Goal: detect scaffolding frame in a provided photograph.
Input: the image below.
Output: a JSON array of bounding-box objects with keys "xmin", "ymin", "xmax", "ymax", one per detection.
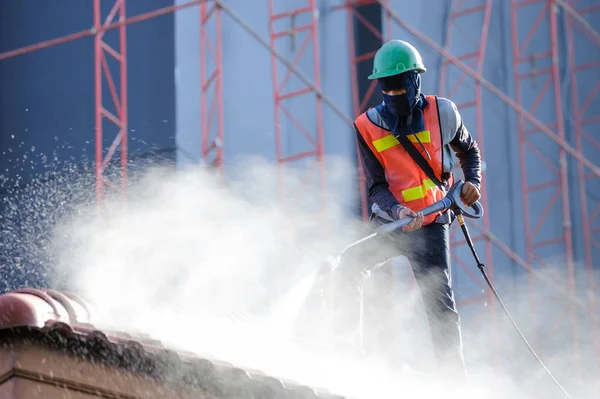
[
  {"xmin": 93, "ymin": 0, "xmax": 128, "ymax": 205},
  {"xmin": 200, "ymin": 2, "xmax": 224, "ymax": 171},
  {"xmin": 510, "ymin": 0, "xmax": 579, "ymax": 374},
  {"xmin": 267, "ymin": 0, "xmax": 327, "ymax": 223}
]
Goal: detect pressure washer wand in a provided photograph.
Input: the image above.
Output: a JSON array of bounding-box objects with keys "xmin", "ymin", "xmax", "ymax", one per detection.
[
  {"xmin": 325, "ymin": 197, "xmax": 457, "ymax": 275},
  {"xmin": 324, "ymin": 181, "xmax": 483, "ymax": 276},
  {"xmin": 455, "ymin": 211, "xmax": 574, "ymax": 399}
]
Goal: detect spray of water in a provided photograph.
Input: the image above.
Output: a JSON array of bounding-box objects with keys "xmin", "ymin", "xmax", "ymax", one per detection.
[{"xmin": 8, "ymin": 155, "xmax": 596, "ymax": 399}]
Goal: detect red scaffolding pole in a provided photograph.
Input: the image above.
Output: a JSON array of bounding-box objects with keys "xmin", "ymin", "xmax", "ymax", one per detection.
[
  {"xmin": 510, "ymin": 0, "xmax": 579, "ymax": 374},
  {"xmin": 200, "ymin": 2, "xmax": 224, "ymax": 171},
  {"xmin": 268, "ymin": 0, "xmax": 327, "ymax": 227},
  {"xmin": 439, "ymin": 0, "xmax": 497, "ymax": 347},
  {"xmin": 565, "ymin": 0, "xmax": 600, "ymax": 371},
  {"xmin": 94, "ymin": 0, "xmax": 128, "ymax": 206}
]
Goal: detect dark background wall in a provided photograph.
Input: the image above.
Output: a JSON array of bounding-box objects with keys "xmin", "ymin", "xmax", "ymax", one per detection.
[{"xmin": 0, "ymin": 0, "xmax": 176, "ymax": 291}]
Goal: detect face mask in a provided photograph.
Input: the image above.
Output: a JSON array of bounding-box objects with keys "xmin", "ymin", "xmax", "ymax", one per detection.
[
  {"xmin": 382, "ymin": 92, "xmax": 412, "ymax": 118},
  {"xmin": 379, "ymin": 72, "xmax": 421, "ymax": 118}
]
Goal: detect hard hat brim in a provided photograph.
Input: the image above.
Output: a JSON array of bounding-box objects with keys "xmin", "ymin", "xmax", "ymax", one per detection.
[{"xmin": 368, "ymin": 66, "xmax": 426, "ymax": 80}]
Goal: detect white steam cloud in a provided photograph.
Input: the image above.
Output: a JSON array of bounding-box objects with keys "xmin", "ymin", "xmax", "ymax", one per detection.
[{"xmin": 50, "ymin": 157, "xmax": 596, "ymax": 399}]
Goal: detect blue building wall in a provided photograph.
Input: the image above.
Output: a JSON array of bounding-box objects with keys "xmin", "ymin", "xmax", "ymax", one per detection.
[
  {"xmin": 175, "ymin": 2, "xmax": 354, "ymax": 165},
  {"xmin": 0, "ymin": 0, "xmax": 176, "ymax": 185},
  {"xmin": 175, "ymin": 0, "xmax": 358, "ymax": 225},
  {"xmin": 0, "ymin": 0, "xmax": 176, "ymax": 291}
]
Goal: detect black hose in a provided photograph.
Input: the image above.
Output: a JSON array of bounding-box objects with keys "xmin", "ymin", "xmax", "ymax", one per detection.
[{"xmin": 456, "ymin": 213, "xmax": 573, "ymax": 399}]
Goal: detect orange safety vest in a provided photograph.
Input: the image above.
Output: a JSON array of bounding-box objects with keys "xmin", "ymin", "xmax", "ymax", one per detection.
[{"xmin": 355, "ymin": 95, "xmax": 453, "ymax": 226}]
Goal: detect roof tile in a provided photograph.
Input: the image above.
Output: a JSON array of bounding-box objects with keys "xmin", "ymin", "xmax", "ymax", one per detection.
[{"xmin": 0, "ymin": 289, "xmax": 347, "ymax": 399}]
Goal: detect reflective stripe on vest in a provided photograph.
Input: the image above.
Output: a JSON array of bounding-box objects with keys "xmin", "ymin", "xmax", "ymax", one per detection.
[
  {"xmin": 401, "ymin": 178, "xmax": 437, "ymax": 202},
  {"xmin": 372, "ymin": 130, "xmax": 431, "ymax": 152},
  {"xmin": 355, "ymin": 96, "xmax": 450, "ymax": 225}
]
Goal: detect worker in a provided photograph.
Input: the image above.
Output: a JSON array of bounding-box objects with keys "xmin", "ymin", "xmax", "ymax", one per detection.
[{"xmin": 333, "ymin": 39, "xmax": 482, "ymax": 382}]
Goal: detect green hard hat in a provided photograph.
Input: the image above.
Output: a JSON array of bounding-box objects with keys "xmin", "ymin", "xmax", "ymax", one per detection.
[{"xmin": 368, "ymin": 40, "xmax": 426, "ymax": 80}]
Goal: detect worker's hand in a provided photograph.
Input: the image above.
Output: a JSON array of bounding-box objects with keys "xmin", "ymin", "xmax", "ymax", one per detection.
[
  {"xmin": 397, "ymin": 207, "xmax": 424, "ymax": 232},
  {"xmin": 461, "ymin": 181, "xmax": 481, "ymax": 207}
]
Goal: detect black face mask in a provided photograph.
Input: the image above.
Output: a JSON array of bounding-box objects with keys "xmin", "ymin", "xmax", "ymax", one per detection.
[
  {"xmin": 382, "ymin": 92, "xmax": 412, "ymax": 118},
  {"xmin": 379, "ymin": 72, "xmax": 421, "ymax": 118}
]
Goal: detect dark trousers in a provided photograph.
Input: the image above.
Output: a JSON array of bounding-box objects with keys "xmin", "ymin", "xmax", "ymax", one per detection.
[{"xmin": 332, "ymin": 217, "xmax": 466, "ymax": 380}]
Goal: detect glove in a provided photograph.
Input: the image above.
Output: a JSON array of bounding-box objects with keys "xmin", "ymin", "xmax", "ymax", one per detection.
[{"xmin": 390, "ymin": 204, "xmax": 424, "ymax": 232}]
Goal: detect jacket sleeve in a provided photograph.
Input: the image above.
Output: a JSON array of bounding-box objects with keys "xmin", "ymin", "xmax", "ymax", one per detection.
[
  {"xmin": 438, "ymin": 97, "xmax": 482, "ymax": 189},
  {"xmin": 355, "ymin": 125, "xmax": 402, "ymax": 218},
  {"xmin": 449, "ymin": 119, "xmax": 482, "ymax": 190}
]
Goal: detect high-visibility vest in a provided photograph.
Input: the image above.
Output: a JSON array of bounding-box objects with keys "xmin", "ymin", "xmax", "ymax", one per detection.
[{"xmin": 355, "ymin": 95, "xmax": 453, "ymax": 226}]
